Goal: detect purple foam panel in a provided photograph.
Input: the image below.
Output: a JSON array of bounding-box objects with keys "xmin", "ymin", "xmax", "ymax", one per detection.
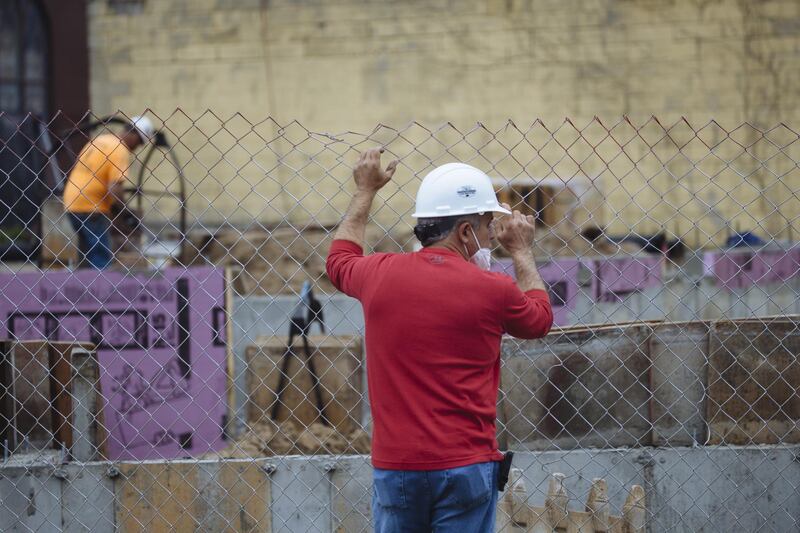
[
  {"xmin": 492, "ymin": 258, "xmax": 580, "ymax": 326},
  {"xmin": 0, "ymin": 267, "xmax": 229, "ymax": 460}
]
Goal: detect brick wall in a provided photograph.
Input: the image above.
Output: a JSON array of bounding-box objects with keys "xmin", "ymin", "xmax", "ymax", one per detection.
[{"xmin": 87, "ymin": 0, "xmax": 800, "ymax": 242}]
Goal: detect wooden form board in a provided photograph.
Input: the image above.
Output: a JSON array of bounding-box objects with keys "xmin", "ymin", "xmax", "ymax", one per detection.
[
  {"xmin": 1, "ymin": 340, "xmax": 53, "ymax": 451},
  {"xmin": 115, "ymin": 460, "xmax": 271, "ymax": 532},
  {"xmin": 501, "ymin": 325, "xmax": 652, "ymax": 450},
  {"xmin": 707, "ymin": 318, "xmax": 800, "ymax": 444},
  {"xmin": 0, "ymin": 340, "xmax": 98, "ymax": 455},
  {"xmin": 245, "ymin": 335, "xmax": 363, "ymax": 433},
  {"xmin": 502, "ymin": 316, "xmax": 800, "ymax": 449}
]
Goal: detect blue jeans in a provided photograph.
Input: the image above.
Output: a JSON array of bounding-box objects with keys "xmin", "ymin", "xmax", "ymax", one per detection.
[
  {"xmin": 68, "ymin": 212, "xmax": 113, "ymax": 269},
  {"xmin": 373, "ymin": 461, "xmax": 498, "ymax": 533}
]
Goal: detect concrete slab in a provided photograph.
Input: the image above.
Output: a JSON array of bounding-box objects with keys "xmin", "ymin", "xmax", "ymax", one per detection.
[
  {"xmin": 330, "ymin": 456, "xmax": 373, "ymax": 533},
  {"xmin": 61, "ymin": 463, "xmax": 116, "ymax": 532},
  {"xmin": 0, "ymin": 463, "xmax": 61, "ymax": 533},
  {"xmin": 649, "ymin": 321, "xmax": 709, "ymax": 446},
  {"xmin": 649, "ymin": 445, "xmax": 800, "ymax": 532},
  {"xmin": 707, "ymin": 319, "xmax": 800, "ymax": 445},
  {"xmin": 270, "ymin": 456, "xmax": 332, "ymax": 533}
]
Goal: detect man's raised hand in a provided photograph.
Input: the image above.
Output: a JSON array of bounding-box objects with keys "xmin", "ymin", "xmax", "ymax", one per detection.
[
  {"xmin": 495, "ymin": 207, "xmax": 536, "ymax": 255},
  {"xmin": 353, "ymin": 147, "xmax": 399, "ymax": 193}
]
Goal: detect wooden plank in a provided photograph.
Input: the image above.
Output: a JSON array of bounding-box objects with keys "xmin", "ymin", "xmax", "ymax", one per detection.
[
  {"xmin": 117, "ymin": 459, "xmax": 271, "ymax": 532},
  {"xmin": 48, "ymin": 342, "xmax": 74, "ymax": 452},
  {"xmin": 116, "ymin": 462, "xmax": 200, "ymax": 532},
  {"xmin": 225, "ymin": 266, "xmax": 236, "ymax": 440},
  {"xmin": 586, "ymin": 478, "xmax": 610, "ymax": 532},
  {"xmin": 0, "ymin": 340, "xmax": 12, "ymax": 450},
  {"xmin": 622, "ymin": 485, "xmax": 646, "ymax": 533},
  {"xmin": 707, "ymin": 318, "xmax": 800, "ymax": 444},
  {"xmin": 246, "ymin": 335, "xmax": 363, "ymax": 433},
  {"xmin": 215, "ymin": 460, "xmax": 271, "ymax": 531},
  {"xmin": 545, "ymin": 473, "xmax": 569, "ymax": 528},
  {"xmin": 11, "ymin": 341, "xmax": 53, "ymax": 452}
]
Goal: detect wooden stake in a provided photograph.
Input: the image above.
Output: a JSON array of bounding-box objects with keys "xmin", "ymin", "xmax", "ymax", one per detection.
[
  {"xmin": 622, "ymin": 484, "xmax": 646, "ymax": 533},
  {"xmin": 545, "ymin": 472, "xmax": 569, "ymax": 529},
  {"xmin": 586, "ymin": 477, "xmax": 610, "ymax": 532},
  {"xmin": 505, "ymin": 468, "xmax": 530, "ymax": 528}
]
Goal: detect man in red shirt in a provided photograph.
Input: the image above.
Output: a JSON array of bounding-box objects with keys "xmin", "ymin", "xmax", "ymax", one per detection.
[{"xmin": 326, "ymin": 148, "xmax": 553, "ymax": 532}]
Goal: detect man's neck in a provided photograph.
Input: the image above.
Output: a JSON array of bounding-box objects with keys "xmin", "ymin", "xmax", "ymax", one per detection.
[{"xmin": 425, "ymin": 240, "xmax": 468, "ymax": 260}]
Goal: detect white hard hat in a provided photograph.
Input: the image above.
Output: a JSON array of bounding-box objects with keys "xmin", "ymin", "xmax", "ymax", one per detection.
[
  {"xmin": 412, "ymin": 163, "xmax": 512, "ymax": 218},
  {"xmin": 130, "ymin": 115, "xmax": 155, "ymax": 142}
]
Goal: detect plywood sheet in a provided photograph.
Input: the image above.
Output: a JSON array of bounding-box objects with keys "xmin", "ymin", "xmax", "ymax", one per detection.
[
  {"xmin": 116, "ymin": 462, "xmax": 201, "ymax": 531},
  {"xmin": 117, "ymin": 459, "xmax": 272, "ymax": 532},
  {"xmin": 10, "ymin": 341, "xmax": 53, "ymax": 451},
  {"xmin": 707, "ymin": 319, "xmax": 800, "ymax": 444},
  {"xmin": 246, "ymin": 335, "xmax": 363, "ymax": 433},
  {"xmin": 193, "ymin": 460, "xmax": 272, "ymax": 532},
  {"xmin": 501, "ymin": 325, "xmax": 652, "ymax": 450}
]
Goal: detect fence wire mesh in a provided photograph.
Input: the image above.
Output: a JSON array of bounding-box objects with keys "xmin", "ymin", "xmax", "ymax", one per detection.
[{"xmin": 0, "ymin": 110, "xmax": 799, "ymax": 532}]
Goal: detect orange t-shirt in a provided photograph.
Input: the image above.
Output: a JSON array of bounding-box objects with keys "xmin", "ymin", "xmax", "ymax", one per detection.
[{"xmin": 63, "ymin": 134, "xmax": 132, "ymax": 214}]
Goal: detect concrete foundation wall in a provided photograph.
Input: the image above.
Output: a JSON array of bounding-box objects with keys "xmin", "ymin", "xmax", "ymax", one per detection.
[{"xmin": 2, "ymin": 446, "xmax": 797, "ymax": 532}]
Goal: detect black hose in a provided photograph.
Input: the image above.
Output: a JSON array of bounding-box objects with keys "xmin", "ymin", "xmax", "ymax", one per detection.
[
  {"xmin": 134, "ymin": 142, "xmax": 158, "ymax": 214},
  {"xmin": 59, "ymin": 115, "xmax": 134, "ymax": 139}
]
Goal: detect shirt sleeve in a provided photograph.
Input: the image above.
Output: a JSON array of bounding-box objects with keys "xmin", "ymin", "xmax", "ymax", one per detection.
[
  {"xmin": 502, "ymin": 282, "xmax": 554, "ymax": 339},
  {"xmin": 326, "ymin": 239, "xmax": 382, "ymax": 299}
]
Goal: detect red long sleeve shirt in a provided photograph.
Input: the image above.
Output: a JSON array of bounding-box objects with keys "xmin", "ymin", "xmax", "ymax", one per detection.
[{"xmin": 326, "ymin": 239, "xmax": 553, "ymax": 470}]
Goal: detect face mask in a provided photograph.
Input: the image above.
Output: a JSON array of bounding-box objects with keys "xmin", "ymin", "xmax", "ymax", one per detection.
[{"xmin": 465, "ymin": 226, "xmax": 492, "ymax": 271}]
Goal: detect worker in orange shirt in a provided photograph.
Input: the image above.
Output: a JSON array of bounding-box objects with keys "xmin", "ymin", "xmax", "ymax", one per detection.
[{"xmin": 63, "ymin": 116, "xmax": 154, "ymax": 268}]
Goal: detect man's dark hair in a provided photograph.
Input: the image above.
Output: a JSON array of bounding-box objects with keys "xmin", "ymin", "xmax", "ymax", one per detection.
[{"xmin": 413, "ymin": 214, "xmax": 481, "ymax": 247}]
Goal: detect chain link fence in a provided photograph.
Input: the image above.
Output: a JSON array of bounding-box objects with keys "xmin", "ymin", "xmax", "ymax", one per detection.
[{"xmin": 1, "ymin": 111, "xmax": 799, "ymax": 531}]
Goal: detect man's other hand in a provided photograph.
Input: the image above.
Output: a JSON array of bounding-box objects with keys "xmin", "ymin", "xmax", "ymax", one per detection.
[
  {"xmin": 353, "ymin": 147, "xmax": 399, "ymax": 193},
  {"xmin": 495, "ymin": 207, "xmax": 536, "ymax": 255}
]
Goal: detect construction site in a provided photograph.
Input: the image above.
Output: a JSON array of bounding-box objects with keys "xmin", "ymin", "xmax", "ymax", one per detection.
[{"xmin": 1, "ymin": 0, "xmax": 800, "ymax": 532}]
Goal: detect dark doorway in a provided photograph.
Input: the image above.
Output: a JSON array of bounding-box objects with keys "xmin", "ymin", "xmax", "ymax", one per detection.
[{"xmin": 0, "ymin": 0, "xmax": 50, "ymax": 117}]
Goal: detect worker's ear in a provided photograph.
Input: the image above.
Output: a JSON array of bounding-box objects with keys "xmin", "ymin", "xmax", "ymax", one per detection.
[{"xmin": 456, "ymin": 220, "xmax": 472, "ymax": 247}]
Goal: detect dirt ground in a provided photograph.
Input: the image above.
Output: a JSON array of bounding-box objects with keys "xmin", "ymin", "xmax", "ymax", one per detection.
[
  {"xmin": 184, "ymin": 225, "xmax": 412, "ymax": 295},
  {"xmin": 207, "ymin": 419, "xmax": 371, "ymax": 459}
]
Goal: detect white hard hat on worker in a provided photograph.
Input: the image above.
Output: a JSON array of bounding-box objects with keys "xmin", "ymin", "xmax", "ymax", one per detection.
[
  {"xmin": 130, "ymin": 115, "xmax": 155, "ymax": 143},
  {"xmin": 412, "ymin": 163, "xmax": 511, "ymax": 218}
]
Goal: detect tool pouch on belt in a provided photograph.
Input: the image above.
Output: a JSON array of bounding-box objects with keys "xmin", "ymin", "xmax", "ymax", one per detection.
[{"xmin": 497, "ymin": 451, "xmax": 514, "ymax": 491}]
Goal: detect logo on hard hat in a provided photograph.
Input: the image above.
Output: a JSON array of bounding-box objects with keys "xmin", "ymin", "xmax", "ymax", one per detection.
[{"xmin": 457, "ymin": 186, "xmax": 477, "ymax": 198}]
